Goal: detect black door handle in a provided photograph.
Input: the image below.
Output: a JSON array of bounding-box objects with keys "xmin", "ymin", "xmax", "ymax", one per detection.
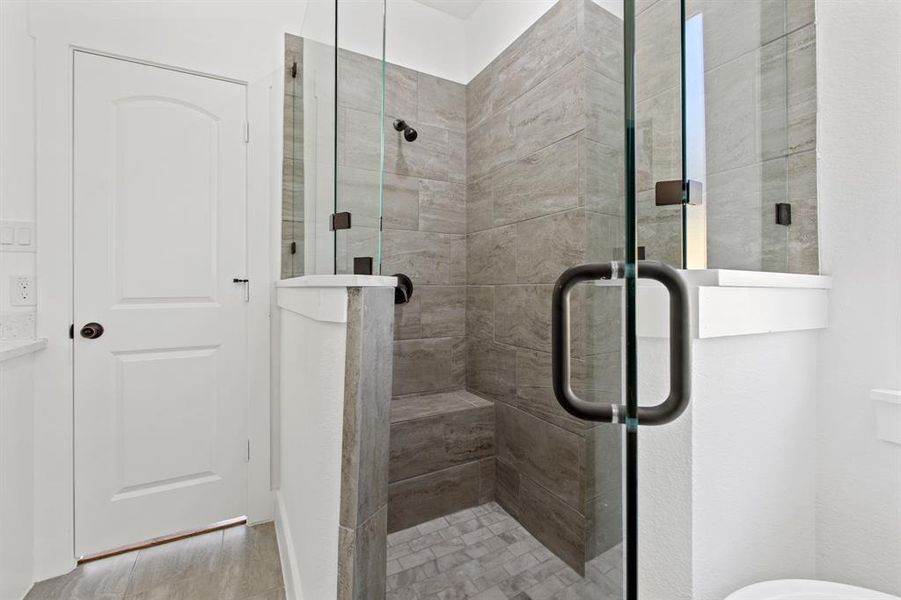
[
  {"xmin": 80, "ymin": 322, "xmax": 104, "ymax": 339},
  {"xmin": 551, "ymin": 260, "xmax": 691, "ymax": 426}
]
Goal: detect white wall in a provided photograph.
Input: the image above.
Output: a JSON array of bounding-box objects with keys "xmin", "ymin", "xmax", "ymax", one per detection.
[
  {"xmin": 0, "ymin": 0, "xmax": 37, "ymax": 339},
  {"xmin": 301, "ymin": 0, "xmax": 467, "ymax": 82},
  {"xmin": 303, "ymin": 0, "xmax": 623, "ymax": 84},
  {"xmin": 639, "ymin": 329, "xmax": 819, "ymax": 600},
  {"xmin": 815, "ymin": 0, "xmax": 901, "ymax": 594},
  {"xmin": 0, "ymin": 354, "xmax": 36, "ymax": 600},
  {"xmin": 465, "ymin": 0, "xmax": 555, "ymax": 79},
  {"xmin": 275, "ymin": 288, "xmax": 347, "ymax": 600},
  {"xmin": 28, "ymin": 0, "xmax": 300, "ymax": 580}
]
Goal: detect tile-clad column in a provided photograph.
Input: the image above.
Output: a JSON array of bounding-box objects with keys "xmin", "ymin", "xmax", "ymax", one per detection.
[{"xmin": 336, "ymin": 287, "xmax": 395, "ymax": 599}]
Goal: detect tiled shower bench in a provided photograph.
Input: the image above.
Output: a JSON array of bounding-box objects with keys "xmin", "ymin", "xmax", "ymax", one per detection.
[{"xmin": 387, "ymin": 390, "xmax": 496, "ymax": 532}]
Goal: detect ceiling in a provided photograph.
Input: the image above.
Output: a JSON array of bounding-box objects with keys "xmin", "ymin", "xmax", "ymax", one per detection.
[{"xmin": 413, "ymin": 0, "xmax": 484, "ymax": 20}]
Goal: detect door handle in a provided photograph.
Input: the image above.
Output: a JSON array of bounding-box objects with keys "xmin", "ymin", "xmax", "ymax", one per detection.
[
  {"xmin": 80, "ymin": 322, "xmax": 105, "ymax": 339},
  {"xmin": 551, "ymin": 260, "xmax": 691, "ymax": 426}
]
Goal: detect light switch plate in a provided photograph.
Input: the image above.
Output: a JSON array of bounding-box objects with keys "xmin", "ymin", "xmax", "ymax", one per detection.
[{"xmin": 0, "ymin": 221, "xmax": 35, "ymax": 252}]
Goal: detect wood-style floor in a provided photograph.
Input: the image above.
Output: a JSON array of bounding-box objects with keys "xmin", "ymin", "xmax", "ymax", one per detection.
[{"xmin": 24, "ymin": 523, "xmax": 284, "ymax": 600}]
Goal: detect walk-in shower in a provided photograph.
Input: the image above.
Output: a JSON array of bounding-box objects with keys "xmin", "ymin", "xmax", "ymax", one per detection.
[{"xmin": 278, "ymin": 1, "xmax": 896, "ymax": 599}]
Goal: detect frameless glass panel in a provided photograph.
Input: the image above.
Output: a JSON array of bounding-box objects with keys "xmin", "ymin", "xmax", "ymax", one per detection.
[
  {"xmin": 686, "ymin": 0, "xmax": 818, "ymax": 274},
  {"xmin": 634, "ymin": 0, "xmax": 684, "ymax": 269},
  {"xmin": 637, "ymin": 1, "xmax": 820, "ymax": 599},
  {"xmin": 335, "ymin": 0, "xmax": 386, "ymax": 274},
  {"xmin": 279, "ymin": 0, "xmax": 339, "ymax": 276},
  {"xmin": 282, "ymin": 34, "xmax": 305, "ymax": 279}
]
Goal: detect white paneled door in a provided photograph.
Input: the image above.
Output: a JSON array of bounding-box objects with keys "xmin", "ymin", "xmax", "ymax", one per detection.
[{"xmin": 73, "ymin": 51, "xmax": 249, "ymax": 557}]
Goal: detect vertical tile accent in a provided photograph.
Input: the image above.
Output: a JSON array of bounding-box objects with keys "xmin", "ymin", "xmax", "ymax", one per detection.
[
  {"xmin": 281, "ymin": 34, "xmax": 304, "ymax": 279},
  {"xmin": 337, "ymin": 287, "xmax": 395, "ymax": 600}
]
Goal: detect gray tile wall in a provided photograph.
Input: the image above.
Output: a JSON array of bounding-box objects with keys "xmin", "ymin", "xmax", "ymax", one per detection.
[
  {"xmin": 636, "ymin": 0, "xmax": 818, "ymax": 273},
  {"xmin": 387, "ymin": 391, "xmax": 496, "ymax": 533},
  {"xmin": 338, "ymin": 287, "xmax": 395, "ymax": 600},
  {"xmin": 465, "ymin": 0, "xmax": 624, "ymax": 574},
  {"xmin": 335, "ymin": 49, "xmax": 469, "ymax": 398},
  {"xmin": 282, "ymin": 34, "xmax": 304, "ymax": 279}
]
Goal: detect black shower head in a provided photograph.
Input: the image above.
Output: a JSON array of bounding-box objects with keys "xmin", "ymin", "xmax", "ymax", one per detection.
[{"xmin": 393, "ymin": 119, "xmax": 418, "ymax": 142}]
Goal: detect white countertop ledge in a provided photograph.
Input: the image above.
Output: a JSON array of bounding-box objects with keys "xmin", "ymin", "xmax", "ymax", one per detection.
[
  {"xmin": 633, "ymin": 269, "xmax": 832, "ymax": 289},
  {"xmin": 277, "ymin": 275, "xmax": 398, "ymax": 288},
  {"xmin": 0, "ymin": 338, "xmax": 48, "ymax": 363},
  {"xmin": 872, "ymin": 389, "xmax": 901, "ymax": 405},
  {"xmin": 681, "ymin": 269, "xmax": 831, "ymax": 289},
  {"xmin": 637, "ymin": 269, "xmax": 831, "ymax": 339}
]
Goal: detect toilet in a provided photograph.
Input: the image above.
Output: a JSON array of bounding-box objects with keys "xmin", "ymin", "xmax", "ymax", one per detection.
[{"xmin": 727, "ymin": 580, "xmax": 900, "ymax": 600}]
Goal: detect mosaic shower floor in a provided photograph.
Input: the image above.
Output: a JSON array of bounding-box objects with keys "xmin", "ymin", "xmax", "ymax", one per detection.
[{"xmin": 387, "ymin": 502, "xmax": 623, "ymax": 600}]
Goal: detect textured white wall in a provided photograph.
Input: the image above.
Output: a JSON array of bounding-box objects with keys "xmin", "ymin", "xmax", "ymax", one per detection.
[
  {"xmin": 276, "ymin": 294, "xmax": 346, "ymax": 600},
  {"xmin": 308, "ymin": 0, "xmax": 623, "ymax": 83},
  {"xmin": 639, "ymin": 329, "xmax": 819, "ymax": 600},
  {"xmin": 0, "ymin": 0, "xmax": 36, "ymax": 333},
  {"xmin": 815, "ymin": 0, "xmax": 901, "ymax": 594},
  {"xmin": 691, "ymin": 332, "xmax": 818, "ymax": 599},
  {"xmin": 0, "ymin": 354, "xmax": 35, "ymax": 600},
  {"xmin": 301, "ymin": 0, "xmax": 467, "ymax": 82}
]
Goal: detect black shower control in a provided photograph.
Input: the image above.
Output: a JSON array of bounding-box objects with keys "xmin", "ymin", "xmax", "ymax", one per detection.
[
  {"xmin": 354, "ymin": 257, "xmax": 373, "ymax": 275},
  {"xmin": 775, "ymin": 203, "xmax": 792, "ymax": 226}
]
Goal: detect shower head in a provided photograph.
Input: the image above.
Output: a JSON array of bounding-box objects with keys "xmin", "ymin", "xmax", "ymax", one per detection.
[{"xmin": 393, "ymin": 119, "xmax": 418, "ymax": 142}]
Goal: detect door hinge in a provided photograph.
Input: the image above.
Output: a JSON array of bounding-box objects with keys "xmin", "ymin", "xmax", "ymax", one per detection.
[
  {"xmin": 243, "ymin": 122, "xmax": 250, "ymax": 144},
  {"xmin": 290, "ymin": 241, "xmax": 297, "ymax": 255},
  {"xmin": 329, "ymin": 211, "xmax": 352, "ymax": 231},
  {"xmin": 69, "ymin": 324, "xmax": 74, "ymax": 339},
  {"xmin": 291, "ymin": 61, "xmax": 297, "ymax": 78},
  {"xmin": 246, "ymin": 439, "xmax": 251, "ymax": 462}
]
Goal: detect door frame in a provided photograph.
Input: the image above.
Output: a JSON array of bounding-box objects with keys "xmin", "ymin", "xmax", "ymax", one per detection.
[{"xmin": 34, "ymin": 38, "xmax": 277, "ymax": 578}]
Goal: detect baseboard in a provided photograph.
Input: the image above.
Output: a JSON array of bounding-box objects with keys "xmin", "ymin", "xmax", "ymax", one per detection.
[{"xmin": 274, "ymin": 490, "xmax": 302, "ymax": 600}]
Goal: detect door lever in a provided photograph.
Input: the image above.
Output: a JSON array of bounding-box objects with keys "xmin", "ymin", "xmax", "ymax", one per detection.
[{"xmin": 233, "ymin": 278, "xmax": 249, "ymax": 302}]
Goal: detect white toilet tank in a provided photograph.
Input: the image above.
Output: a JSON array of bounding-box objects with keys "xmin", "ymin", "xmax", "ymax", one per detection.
[{"xmin": 727, "ymin": 580, "xmax": 900, "ymax": 600}]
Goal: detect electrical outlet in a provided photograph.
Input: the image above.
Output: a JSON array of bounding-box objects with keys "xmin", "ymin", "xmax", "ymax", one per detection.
[{"xmin": 10, "ymin": 276, "xmax": 36, "ymax": 307}]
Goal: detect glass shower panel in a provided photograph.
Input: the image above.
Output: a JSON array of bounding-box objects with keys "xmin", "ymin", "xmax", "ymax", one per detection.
[
  {"xmin": 374, "ymin": 0, "xmax": 632, "ymax": 597},
  {"xmin": 635, "ymin": 0, "xmax": 685, "ymax": 268},
  {"xmin": 282, "ymin": 34, "xmax": 305, "ymax": 279},
  {"xmin": 277, "ymin": 0, "xmax": 339, "ymax": 276},
  {"xmin": 583, "ymin": 0, "xmax": 628, "ymax": 596},
  {"xmin": 335, "ymin": 0, "xmax": 386, "ymax": 274},
  {"xmin": 687, "ymin": 0, "xmax": 818, "ymax": 273},
  {"xmin": 636, "ymin": 1, "xmax": 820, "ymax": 598}
]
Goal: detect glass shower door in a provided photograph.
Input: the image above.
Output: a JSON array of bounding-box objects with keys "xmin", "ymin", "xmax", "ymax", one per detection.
[{"xmin": 553, "ymin": 1, "xmax": 692, "ymax": 599}]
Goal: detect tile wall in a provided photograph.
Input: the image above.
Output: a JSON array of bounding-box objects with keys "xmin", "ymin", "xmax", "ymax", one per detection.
[
  {"xmin": 335, "ymin": 48, "xmax": 469, "ymax": 398},
  {"xmin": 282, "ymin": 34, "xmax": 304, "ymax": 279},
  {"xmin": 636, "ymin": 0, "xmax": 818, "ymax": 272},
  {"xmin": 464, "ymin": 0, "xmax": 625, "ymax": 573}
]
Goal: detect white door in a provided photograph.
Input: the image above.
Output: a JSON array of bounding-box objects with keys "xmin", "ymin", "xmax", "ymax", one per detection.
[{"xmin": 73, "ymin": 51, "xmax": 249, "ymax": 557}]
